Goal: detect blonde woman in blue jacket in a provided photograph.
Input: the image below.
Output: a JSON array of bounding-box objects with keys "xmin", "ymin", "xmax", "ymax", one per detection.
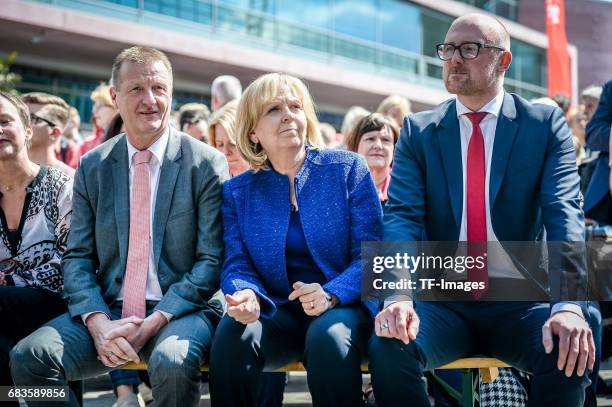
[{"xmin": 209, "ymin": 73, "xmax": 383, "ymax": 407}]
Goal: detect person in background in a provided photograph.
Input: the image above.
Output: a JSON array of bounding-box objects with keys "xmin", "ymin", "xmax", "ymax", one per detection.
[
  {"xmin": 59, "ymin": 106, "xmax": 82, "ymax": 169},
  {"xmin": 346, "ymin": 113, "xmax": 398, "ymax": 202},
  {"xmin": 211, "ymin": 75, "xmax": 242, "ymax": 111},
  {"xmin": 208, "ymin": 100, "xmax": 249, "ymax": 176},
  {"xmin": 104, "ymin": 113, "xmax": 125, "ymax": 143},
  {"xmin": 179, "ymin": 103, "xmax": 210, "ymax": 143},
  {"xmin": 583, "ymin": 85, "xmax": 603, "ymax": 124},
  {"xmin": 79, "ymin": 83, "xmax": 117, "ymax": 157},
  {"xmin": 340, "ymin": 106, "xmax": 370, "ymax": 148},
  {"xmin": 0, "ymin": 91, "xmax": 73, "ymax": 407},
  {"xmin": 552, "ymin": 93, "xmax": 571, "ymax": 117},
  {"xmin": 209, "ymin": 72, "xmax": 382, "ymax": 407},
  {"xmin": 20, "ymin": 95, "xmax": 75, "ymax": 177},
  {"xmin": 318, "ymin": 122, "xmax": 338, "ymax": 148},
  {"xmin": 584, "ymin": 81, "xmax": 611, "ymax": 225},
  {"xmin": 376, "ymin": 94, "xmax": 412, "ymax": 128}
]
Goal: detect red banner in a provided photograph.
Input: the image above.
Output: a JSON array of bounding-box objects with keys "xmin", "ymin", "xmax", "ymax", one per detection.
[{"xmin": 546, "ymin": 0, "xmax": 571, "ymax": 98}]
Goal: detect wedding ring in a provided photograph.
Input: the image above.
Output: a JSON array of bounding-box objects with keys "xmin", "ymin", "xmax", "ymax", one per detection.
[
  {"xmin": 310, "ymin": 301, "xmax": 315, "ymax": 309},
  {"xmin": 381, "ymin": 322, "xmax": 389, "ymax": 330}
]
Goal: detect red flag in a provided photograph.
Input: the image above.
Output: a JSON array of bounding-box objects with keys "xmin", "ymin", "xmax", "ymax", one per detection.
[{"xmin": 546, "ymin": 0, "xmax": 571, "ymax": 98}]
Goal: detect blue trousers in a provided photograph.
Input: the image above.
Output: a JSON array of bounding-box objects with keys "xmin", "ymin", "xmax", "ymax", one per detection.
[
  {"xmin": 10, "ymin": 303, "xmax": 213, "ymax": 407},
  {"xmin": 369, "ymin": 302, "xmax": 591, "ymax": 407},
  {"xmin": 209, "ymin": 303, "xmax": 371, "ymax": 407}
]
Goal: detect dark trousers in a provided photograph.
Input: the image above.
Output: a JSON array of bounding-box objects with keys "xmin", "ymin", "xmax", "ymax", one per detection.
[
  {"xmin": 0, "ymin": 286, "xmax": 67, "ymax": 407},
  {"xmin": 209, "ymin": 303, "xmax": 371, "ymax": 407},
  {"xmin": 369, "ymin": 302, "xmax": 591, "ymax": 407}
]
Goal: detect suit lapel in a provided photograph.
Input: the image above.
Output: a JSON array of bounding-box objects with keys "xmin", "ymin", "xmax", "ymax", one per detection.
[
  {"xmin": 153, "ymin": 128, "xmax": 182, "ymax": 269},
  {"xmin": 111, "ymin": 136, "xmax": 130, "ymax": 269},
  {"xmin": 489, "ymin": 93, "xmax": 518, "ymax": 208},
  {"xmin": 437, "ymin": 101, "xmax": 463, "ymax": 231}
]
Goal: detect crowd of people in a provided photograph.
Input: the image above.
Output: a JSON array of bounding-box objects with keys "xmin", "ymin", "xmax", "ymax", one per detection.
[{"xmin": 0, "ymin": 11, "xmax": 610, "ymax": 407}]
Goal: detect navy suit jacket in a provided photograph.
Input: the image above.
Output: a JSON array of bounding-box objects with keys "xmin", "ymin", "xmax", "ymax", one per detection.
[
  {"xmin": 584, "ymin": 79, "xmax": 612, "ymax": 214},
  {"xmin": 384, "ymin": 93, "xmax": 586, "ymax": 305}
]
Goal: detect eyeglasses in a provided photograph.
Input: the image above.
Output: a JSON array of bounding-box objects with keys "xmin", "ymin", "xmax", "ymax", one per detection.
[
  {"xmin": 30, "ymin": 113, "xmax": 56, "ymax": 128},
  {"xmin": 436, "ymin": 42, "xmax": 506, "ymax": 61}
]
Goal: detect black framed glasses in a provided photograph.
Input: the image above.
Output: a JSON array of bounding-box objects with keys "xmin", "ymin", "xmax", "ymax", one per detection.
[
  {"xmin": 436, "ymin": 42, "xmax": 506, "ymax": 61},
  {"xmin": 30, "ymin": 113, "xmax": 56, "ymax": 128}
]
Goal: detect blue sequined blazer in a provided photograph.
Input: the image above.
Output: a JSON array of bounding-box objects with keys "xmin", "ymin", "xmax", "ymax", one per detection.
[{"xmin": 221, "ymin": 147, "xmax": 383, "ymax": 318}]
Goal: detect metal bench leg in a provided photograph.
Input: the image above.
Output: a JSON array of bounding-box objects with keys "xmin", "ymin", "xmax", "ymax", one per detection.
[{"xmin": 460, "ymin": 368, "xmax": 479, "ymax": 407}]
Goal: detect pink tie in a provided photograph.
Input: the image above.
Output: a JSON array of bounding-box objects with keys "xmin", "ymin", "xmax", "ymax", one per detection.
[
  {"xmin": 465, "ymin": 112, "xmax": 488, "ymax": 299},
  {"xmin": 122, "ymin": 149, "xmax": 153, "ymax": 318}
]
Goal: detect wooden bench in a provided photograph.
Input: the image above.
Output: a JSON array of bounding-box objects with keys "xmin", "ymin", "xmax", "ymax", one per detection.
[{"xmin": 123, "ymin": 357, "xmax": 509, "ymax": 407}]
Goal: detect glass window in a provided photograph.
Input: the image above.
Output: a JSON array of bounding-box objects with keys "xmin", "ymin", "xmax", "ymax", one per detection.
[
  {"xmin": 379, "ymin": 0, "xmax": 422, "ymax": 53},
  {"xmin": 508, "ymin": 40, "xmax": 547, "ymax": 88},
  {"xmin": 277, "ymin": 0, "xmax": 332, "ymax": 31},
  {"xmin": 420, "ymin": 8, "xmax": 453, "ymax": 59},
  {"xmin": 332, "ymin": 0, "xmax": 377, "ymax": 42}
]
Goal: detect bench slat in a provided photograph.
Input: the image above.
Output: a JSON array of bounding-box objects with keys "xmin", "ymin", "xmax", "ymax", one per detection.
[{"xmin": 122, "ymin": 357, "xmax": 509, "ymax": 372}]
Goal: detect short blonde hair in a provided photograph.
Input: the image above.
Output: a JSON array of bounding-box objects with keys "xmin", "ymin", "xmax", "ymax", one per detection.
[
  {"xmin": 209, "ymin": 100, "xmax": 238, "ymax": 147},
  {"xmin": 90, "ymin": 83, "xmax": 113, "ymax": 108},
  {"xmin": 341, "ymin": 106, "xmax": 370, "ymax": 137},
  {"xmin": 111, "ymin": 46, "xmax": 173, "ymax": 88},
  {"xmin": 377, "ymin": 94, "xmax": 411, "ymax": 118},
  {"xmin": 236, "ymin": 73, "xmax": 323, "ymax": 171}
]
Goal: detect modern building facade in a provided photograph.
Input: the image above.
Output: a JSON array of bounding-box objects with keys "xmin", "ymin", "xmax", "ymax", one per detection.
[
  {"xmin": 1, "ymin": 0, "xmax": 567, "ymax": 128},
  {"xmin": 518, "ymin": 0, "xmax": 612, "ymax": 93}
]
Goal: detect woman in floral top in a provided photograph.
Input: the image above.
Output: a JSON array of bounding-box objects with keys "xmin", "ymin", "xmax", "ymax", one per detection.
[{"xmin": 0, "ymin": 91, "xmax": 72, "ymax": 404}]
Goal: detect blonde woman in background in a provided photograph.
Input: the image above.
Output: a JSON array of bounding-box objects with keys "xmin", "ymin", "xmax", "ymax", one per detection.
[
  {"xmin": 209, "ymin": 100, "xmax": 249, "ymax": 176},
  {"xmin": 376, "ymin": 94, "xmax": 411, "ymax": 128},
  {"xmin": 80, "ymin": 83, "xmax": 117, "ymax": 156}
]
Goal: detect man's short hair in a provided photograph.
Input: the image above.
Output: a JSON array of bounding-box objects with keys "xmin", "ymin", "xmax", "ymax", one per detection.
[
  {"xmin": 111, "ymin": 46, "xmax": 173, "ymax": 88},
  {"xmin": 211, "ymin": 75, "xmax": 242, "ymax": 107},
  {"xmin": 1, "ymin": 91, "xmax": 30, "ymax": 128},
  {"xmin": 179, "ymin": 103, "xmax": 210, "ymax": 130},
  {"xmin": 20, "ymin": 92, "xmax": 69, "ymax": 110},
  {"xmin": 38, "ymin": 104, "xmax": 71, "ymax": 130}
]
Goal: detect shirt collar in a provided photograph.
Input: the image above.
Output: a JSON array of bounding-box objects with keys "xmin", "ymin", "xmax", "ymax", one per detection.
[
  {"xmin": 455, "ymin": 90, "xmax": 505, "ymax": 119},
  {"xmin": 126, "ymin": 127, "xmax": 170, "ymax": 169}
]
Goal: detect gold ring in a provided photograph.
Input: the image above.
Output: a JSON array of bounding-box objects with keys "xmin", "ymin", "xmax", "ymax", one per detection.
[{"xmin": 310, "ymin": 301, "xmax": 315, "ymax": 309}]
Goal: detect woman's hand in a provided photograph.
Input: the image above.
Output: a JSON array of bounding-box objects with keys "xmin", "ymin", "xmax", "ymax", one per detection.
[
  {"xmin": 288, "ymin": 282, "xmax": 335, "ymax": 316},
  {"xmin": 226, "ymin": 289, "xmax": 261, "ymax": 324}
]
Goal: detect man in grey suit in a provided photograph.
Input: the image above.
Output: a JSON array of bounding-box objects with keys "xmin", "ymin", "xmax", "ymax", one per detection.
[{"xmin": 10, "ymin": 46, "xmax": 229, "ymax": 406}]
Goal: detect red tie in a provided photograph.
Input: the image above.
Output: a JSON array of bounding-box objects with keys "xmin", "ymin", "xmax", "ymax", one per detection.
[
  {"xmin": 122, "ymin": 149, "xmax": 153, "ymax": 318},
  {"xmin": 465, "ymin": 112, "xmax": 488, "ymax": 299}
]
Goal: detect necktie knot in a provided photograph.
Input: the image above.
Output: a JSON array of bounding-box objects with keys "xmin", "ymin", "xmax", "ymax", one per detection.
[
  {"xmin": 134, "ymin": 149, "xmax": 153, "ymax": 165},
  {"xmin": 465, "ymin": 111, "xmax": 488, "ymax": 126}
]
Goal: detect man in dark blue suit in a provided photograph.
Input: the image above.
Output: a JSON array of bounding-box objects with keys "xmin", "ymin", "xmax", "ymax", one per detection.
[
  {"xmin": 368, "ymin": 14, "xmax": 595, "ymax": 406},
  {"xmin": 584, "ymin": 79, "xmax": 612, "ymax": 224}
]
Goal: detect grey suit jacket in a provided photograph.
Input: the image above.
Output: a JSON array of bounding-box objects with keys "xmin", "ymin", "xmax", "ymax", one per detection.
[{"xmin": 62, "ymin": 126, "xmax": 230, "ymax": 323}]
